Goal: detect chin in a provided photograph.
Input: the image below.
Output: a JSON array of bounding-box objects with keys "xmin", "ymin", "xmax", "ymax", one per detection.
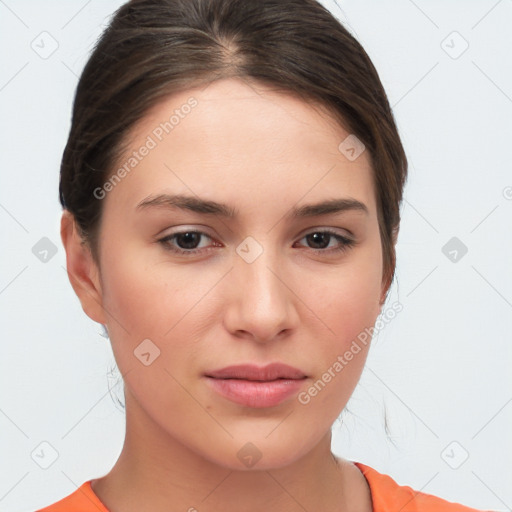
[{"xmin": 197, "ymin": 434, "xmax": 316, "ymax": 472}]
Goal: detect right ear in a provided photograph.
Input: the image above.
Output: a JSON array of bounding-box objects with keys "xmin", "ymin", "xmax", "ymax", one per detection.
[{"xmin": 60, "ymin": 210, "xmax": 107, "ymax": 325}]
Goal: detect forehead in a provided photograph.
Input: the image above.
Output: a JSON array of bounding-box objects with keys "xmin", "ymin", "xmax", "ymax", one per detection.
[{"xmin": 103, "ymin": 77, "xmax": 377, "ymax": 220}]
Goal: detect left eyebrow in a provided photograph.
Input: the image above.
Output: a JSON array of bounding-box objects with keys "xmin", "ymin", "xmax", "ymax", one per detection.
[
  {"xmin": 136, "ymin": 193, "xmax": 368, "ymax": 218},
  {"xmin": 288, "ymin": 198, "xmax": 368, "ymax": 218}
]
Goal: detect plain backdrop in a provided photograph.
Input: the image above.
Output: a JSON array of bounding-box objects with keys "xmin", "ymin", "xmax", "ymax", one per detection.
[{"xmin": 1, "ymin": 1, "xmax": 511, "ymax": 511}]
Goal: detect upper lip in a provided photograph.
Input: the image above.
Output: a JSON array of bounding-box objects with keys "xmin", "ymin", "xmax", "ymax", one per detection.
[{"xmin": 205, "ymin": 363, "xmax": 307, "ymax": 381}]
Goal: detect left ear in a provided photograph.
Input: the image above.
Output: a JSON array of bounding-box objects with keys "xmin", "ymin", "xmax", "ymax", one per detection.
[{"xmin": 379, "ymin": 226, "xmax": 399, "ymax": 307}]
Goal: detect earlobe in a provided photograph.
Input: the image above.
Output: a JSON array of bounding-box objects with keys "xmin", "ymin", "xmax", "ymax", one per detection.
[
  {"xmin": 378, "ymin": 290, "xmax": 387, "ymax": 311},
  {"xmin": 379, "ymin": 271, "xmax": 391, "ymax": 308},
  {"xmin": 60, "ymin": 211, "xmax": 107, "ymax": 325},
  {"xmin": 379, "ymin": 227, "xmax": 399, "ymax": 307}
]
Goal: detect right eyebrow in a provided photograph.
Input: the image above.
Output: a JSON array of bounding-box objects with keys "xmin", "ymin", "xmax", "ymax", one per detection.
[{"xmin": 136, "ymin": 193, "xmax": 238, "ymax": 217}]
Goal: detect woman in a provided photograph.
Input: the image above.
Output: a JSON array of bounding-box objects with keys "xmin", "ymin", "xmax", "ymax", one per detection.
[{"xmin": 36, "ymin": 0, "xmax": 489, "ymax": 510}]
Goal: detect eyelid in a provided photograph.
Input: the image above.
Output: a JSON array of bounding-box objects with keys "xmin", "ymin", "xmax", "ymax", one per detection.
[
  {"xmin": 157, "ymin": 226, "xmax": 356, "ymax": 256},
  {"xmin": 157, "ymin": 225, "xmax": 352, "ymax": 243},
  {"xmin": 154, "ymin": 224, "xmax": 215, "ymax": 239},
  {"xmin": 297, "ymin": 225, "xmax": 353, "ymax": 239}
]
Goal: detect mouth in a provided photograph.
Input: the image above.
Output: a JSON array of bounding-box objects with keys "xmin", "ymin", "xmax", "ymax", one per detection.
[
  {"xmin": 204, "ymin": 363, "xmax": 308, "ymax": 408},
  {"xmin": 204, "ymin": 362, "xmax": 307, "ymax": 381}
]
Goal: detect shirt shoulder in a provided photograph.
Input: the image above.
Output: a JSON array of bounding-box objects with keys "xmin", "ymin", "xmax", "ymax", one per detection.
[
  {"xmin": 34, "ymin": 466, "xmax": 491, "ymax": 512},
  {"xmin": 353, "ymin": 462, "xmax": 489, "ymax": 512},
  {"xmin": 35, "ymin": 481, "xmax": 109, "ymax": 512}
]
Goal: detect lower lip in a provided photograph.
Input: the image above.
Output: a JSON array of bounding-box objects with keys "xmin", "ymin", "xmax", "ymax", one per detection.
[{"xmin": 205, "ymin": 377, "xmax": 306, "ymax": 408}]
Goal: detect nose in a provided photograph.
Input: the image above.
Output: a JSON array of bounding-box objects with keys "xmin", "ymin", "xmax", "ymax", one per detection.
[{"xmin": 223, "ymin": 241, "xmax": 299, "ymax": 344}]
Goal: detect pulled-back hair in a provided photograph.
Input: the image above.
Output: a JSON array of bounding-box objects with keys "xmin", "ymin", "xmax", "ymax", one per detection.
[{"xmin": 59, "ymin": 0, "xmax": 407, "ymax": 302}]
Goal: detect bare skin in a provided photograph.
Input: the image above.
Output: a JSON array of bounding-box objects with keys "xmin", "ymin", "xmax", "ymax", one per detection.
[{"xmin": 62, "ymin": 77, "xmax": 386, "ymax": 512}]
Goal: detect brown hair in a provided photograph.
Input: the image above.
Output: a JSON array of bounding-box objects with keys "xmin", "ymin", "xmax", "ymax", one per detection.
[{"xmin": 59, "ymin": 0, "xmax": 407, "ymax": 302}]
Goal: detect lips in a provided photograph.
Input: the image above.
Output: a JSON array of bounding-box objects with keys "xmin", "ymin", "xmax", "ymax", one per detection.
[
  {"xmin": 204, "ymin": 363, "xmax": 308, "ymax": 408},
  {"xmin": 205, "ymin": 363, "xmax": 307, "ymax": 381}
]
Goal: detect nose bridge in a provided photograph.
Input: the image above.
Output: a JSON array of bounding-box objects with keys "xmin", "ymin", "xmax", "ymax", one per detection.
[
  {"xmin": 230, "ymin": 235, "xmax": 294, "ymax": 338},
  {"xmin": 237, "ymin": 236, "xmax": 282, "ymax": 303}
]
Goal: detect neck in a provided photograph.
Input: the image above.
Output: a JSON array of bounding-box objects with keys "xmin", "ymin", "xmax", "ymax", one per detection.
[{"xmin": 90, "ymin": 394, "xmax": 365, "ymax": 512}]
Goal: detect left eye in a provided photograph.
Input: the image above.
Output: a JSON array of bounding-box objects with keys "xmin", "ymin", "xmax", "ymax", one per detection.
[
  {"xmin": 296, "ymin": 231, "xmax": 353, "ymax": 251},
  {"xmin": 158, "ymin": 230, "xmax": 355, "ymax": 255}
]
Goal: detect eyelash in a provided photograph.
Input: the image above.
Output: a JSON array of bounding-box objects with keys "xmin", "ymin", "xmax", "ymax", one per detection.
[{"xmin": 157, "ymin": 229, "xmax": 356, "ymax": 256}]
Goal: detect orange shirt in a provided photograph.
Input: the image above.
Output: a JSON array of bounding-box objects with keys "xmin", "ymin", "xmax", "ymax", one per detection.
[{"xmin": 35, "ymin": 461, "xmax": 489, "ymax": 511}]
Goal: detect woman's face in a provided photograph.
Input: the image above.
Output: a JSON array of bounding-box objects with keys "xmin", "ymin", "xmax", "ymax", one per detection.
[{"xmin": 78, "ymin": 77, "xmax": 385, "ymax": 470}]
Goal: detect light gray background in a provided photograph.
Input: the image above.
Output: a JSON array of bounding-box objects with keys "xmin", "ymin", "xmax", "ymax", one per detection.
[{"xmin": 1, "ymin": 1, "xmax": 511, "ymax": 511}]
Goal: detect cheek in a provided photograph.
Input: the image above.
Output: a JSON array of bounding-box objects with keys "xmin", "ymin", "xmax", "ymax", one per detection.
[
  {"xmin": 99, "ymin": 229, "xmax": 193, "ymax": 329},
  {"xmin": 98, "ymin": 242, "xmax": 224, "ymax": 371},
  {"xmin": 294, "ymin": 240, "xmax": 382, "ymax": 404},
  {"xmin": 305, "ymin": 241, "xmax": 383, "ymax": 341}
]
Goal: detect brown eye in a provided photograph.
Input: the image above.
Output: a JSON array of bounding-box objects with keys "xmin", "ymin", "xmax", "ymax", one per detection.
[
  {"xmin": 158, "ymin": 231, "xmax": 215, "ymax": 255},
  {"xmin": 296, "ymin": 230, "xmax": 355, "ymax": 254}
]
